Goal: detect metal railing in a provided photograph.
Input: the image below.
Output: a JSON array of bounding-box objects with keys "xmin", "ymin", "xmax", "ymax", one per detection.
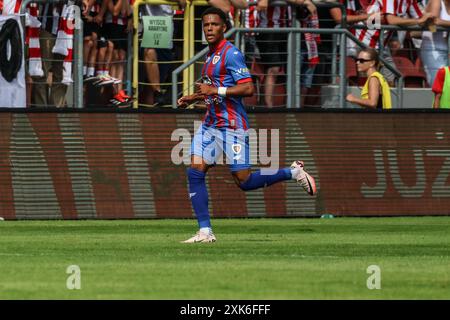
[
  {"xmin": 132, "ymin": 0, "xmax": 186, "ymax": 108},
  {"xmin": 172, "ymin": 27, "xmax": 365, "ymax": 108}
]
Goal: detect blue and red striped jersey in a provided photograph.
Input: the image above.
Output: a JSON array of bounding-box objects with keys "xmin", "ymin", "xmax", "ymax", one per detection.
[{"xmin": 201, "ymin": 39, "xmax": 253, "ymax": 130}]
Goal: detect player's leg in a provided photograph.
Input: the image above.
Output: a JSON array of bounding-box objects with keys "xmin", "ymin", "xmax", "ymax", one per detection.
[
  {"xmin": 225, "ymin": 128, "xmax": 316, "ymax": 195},
  {"xmin": 231, "ymin": 162, "xmax": 316, "ymax": 196},
  {"xmin": 182, "ymin": 125, "xmax": 218, "ymax": 243},
  {"xmin": 256, "ymin": 33, "xmax": 285, "ymax": 107}
]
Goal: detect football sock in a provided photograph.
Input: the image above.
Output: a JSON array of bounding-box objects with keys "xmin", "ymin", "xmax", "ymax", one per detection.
[
  {"xmin": 239, "ymin": 168, "xmax": 292, "ymax": 191},
  {"xmin": 200, "ymin": 227, "xmax": 212, "ymax": 235},
  {"xmin": 187, "ymin": 168, "xmax": 211, "ymax": 229},
  {"xmin": 83, "ymin": 66, "xmax": 87, "ymax": 76}
]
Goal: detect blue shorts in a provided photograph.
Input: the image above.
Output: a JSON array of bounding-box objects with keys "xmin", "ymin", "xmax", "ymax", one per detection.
[{"xmin": 191, "ymin": 124, "xmax": 251, "ymax": 172}]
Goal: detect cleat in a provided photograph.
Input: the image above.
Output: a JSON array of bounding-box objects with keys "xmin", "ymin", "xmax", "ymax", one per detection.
[
  {"xmin": 290, "ymin": 160, "xmax": 317, "ymax": 196},
  {"xmin": 181, "ymin": 231, "xmax": 217, "ymax": 243}
]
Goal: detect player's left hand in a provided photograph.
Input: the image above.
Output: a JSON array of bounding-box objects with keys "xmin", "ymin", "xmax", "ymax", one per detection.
[{"xmin": 195, "ymin": 83, "xmax": 216, "ymax": 96}]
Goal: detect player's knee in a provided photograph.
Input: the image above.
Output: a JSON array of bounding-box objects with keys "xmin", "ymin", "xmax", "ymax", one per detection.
[
  {"xmin": 189, "ymin": 164, "xmax": 207, "ymax": 173},
  {"xmin": 187, "ymin": 167, "xmax": 206, "ymax": 182},
  {"xmin": 238, "ymin": 179, "xmax": 252, "ymax": 191},
  {"xmin": 233, "ymin": 172, "xmax": 252, "ymax": 191}
]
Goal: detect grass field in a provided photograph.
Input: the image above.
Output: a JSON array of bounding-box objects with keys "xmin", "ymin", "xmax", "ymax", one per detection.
[{"xmin": 0, "ymin": 217, "xmax": 449, "ymax": 299}]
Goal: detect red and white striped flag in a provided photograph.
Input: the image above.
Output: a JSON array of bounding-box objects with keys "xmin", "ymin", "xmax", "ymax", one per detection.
[
  {"xmin": 0, "ymin": 0, "xmax": 22, "ymax": 15},
  {"xmin": 52, "ymin": 3, "xmax": 75, "ymax": 85},
  {"xmin": 27, "ymin": 2, "xmax": 43, "ymax": 77}
]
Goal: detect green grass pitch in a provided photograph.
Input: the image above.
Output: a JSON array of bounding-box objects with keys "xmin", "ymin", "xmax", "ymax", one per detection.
[{"xmin": 0, "ymin": 217, "xmax": 449, "ymax": 299}]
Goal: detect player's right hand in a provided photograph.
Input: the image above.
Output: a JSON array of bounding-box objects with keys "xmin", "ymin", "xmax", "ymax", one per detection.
[{"xmin": 177, "ymin": 97, "xmax": 189, "ymax": 108}]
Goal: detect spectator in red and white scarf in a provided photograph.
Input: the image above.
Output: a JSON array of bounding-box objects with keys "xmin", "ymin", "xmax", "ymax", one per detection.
[{"xmin": 31, "ymin": 2, "xmax": 74, "ymax": 107}]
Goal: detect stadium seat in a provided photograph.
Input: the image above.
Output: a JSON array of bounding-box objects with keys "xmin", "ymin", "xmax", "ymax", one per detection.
[
  {"xmin": 392, "ymin": 56, "xmax": 427, "ymax": 88},
  {"xmin": 392, "ymin": 48, "xmax": 413, "ymax": 60},
  {"xmin": 248, "ymin": 59, "xmax": 266, "ymax": 105}
]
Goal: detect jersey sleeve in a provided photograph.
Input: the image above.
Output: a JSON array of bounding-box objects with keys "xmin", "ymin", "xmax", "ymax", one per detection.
[
  {"xmin": 432, "ymin": 67, "xmax": 446, "ymax": 94},
  {"xmin": 226, "ymin": 48, "xmax": 252, "ymax": 84}
]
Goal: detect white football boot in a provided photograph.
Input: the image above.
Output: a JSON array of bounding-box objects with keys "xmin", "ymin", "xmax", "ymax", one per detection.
[
  {"xmin": 290, "ymin": 160, "xmax": 317, "ymax": 196},
  {"xmin": 181, "ymin": 231, "xmax": 217, "ymax": 243}
]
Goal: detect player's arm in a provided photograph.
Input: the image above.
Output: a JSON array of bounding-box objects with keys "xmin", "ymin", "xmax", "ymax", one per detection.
[
  {"xmin": 195, "ymin": 80, "xmax": 255, "ymax": 97},
  {"xmin": 177, "ymin": 93, "xmax": 205, "ymax": 108}
]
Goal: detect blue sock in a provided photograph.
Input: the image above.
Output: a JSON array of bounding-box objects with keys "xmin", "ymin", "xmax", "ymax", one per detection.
[
  {"xmin": 187, "ymin": 168, "xmax": 211, "ymax": 229},
  {"xmin": 239, "ymin": 168, "xmax": 292, "ymax": 191}
]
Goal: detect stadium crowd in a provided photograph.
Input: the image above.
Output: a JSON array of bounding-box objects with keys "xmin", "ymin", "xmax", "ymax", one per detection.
[{"xmin": 0, "ymin": 0, "xmax": 449, "ymax": 108}]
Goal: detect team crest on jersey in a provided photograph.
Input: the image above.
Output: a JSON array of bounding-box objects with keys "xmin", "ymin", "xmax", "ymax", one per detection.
[{"xmin": 212, "ymin": 55, "xmax": 221, "ymax": 65}]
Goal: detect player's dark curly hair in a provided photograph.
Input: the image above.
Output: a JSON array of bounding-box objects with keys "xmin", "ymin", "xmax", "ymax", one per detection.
[{"xmin": 201, "ymin": 7, "xmax": 230, "ymax": 30}]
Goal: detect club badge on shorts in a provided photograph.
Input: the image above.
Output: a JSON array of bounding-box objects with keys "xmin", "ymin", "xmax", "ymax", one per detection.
[{"xmin": 232, "ymin": 143, "xmax": 242, "ymax": 160}]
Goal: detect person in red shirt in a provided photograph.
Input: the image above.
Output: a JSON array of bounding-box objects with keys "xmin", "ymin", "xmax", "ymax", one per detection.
[{"xmin": 432, "ymin": 66, "xmax": 450, "ymax": 108}]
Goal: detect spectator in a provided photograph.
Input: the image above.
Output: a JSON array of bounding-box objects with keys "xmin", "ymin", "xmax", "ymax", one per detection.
[
  {"xmin": 346, "ymin": 48, "xmax": 392, "ymax": 109},
  {"xmin": 241, "ymin": 0, "xmax": 261, "ymax": 62},
  {"xmin": 358, "ymin": 0, "xmax": 433, "ymax": 85},
  {"xmin": 256, "ymin": 0, "xmax": 309, "ymax": 107},
  {"xmin": 139, "ymin": 0, "xmax": 185, "ymax": 106},
  {"xmin": 297, "ymin": 0, "xmax": 320, "ymax": 107},
  {"xmin": 32, "ymin": 2, "xmax": 72, "ymax": 107},
  {"xmin": 432, "ymin": 65, "xmax": 450, "ymax": 108},
  {"xmin": 330, "ymin": 0, "xmax": 369, "ymax": 57},
  {"xmin": 420, "ymin": 0, "xmax": 450, "ymax": 85},
  {"xmin": 90, "ymin": 0, "xmax": 117, "ymax": 87},
  {"xmin": 208, "ymin": 0, "xmax": 248, "ymax": 16},
  {"xmin": 104, "ymin": 0, "xmax": 133, "ymax": 107},
  {"xmin": 82, "ymin": 0, "xmax": 100, "ymax": 81}
]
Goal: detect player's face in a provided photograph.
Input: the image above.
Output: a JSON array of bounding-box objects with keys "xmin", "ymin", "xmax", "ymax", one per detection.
[{"xmin": 202, "ymin": 14, "xmax": 226, "ymax": 46}]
